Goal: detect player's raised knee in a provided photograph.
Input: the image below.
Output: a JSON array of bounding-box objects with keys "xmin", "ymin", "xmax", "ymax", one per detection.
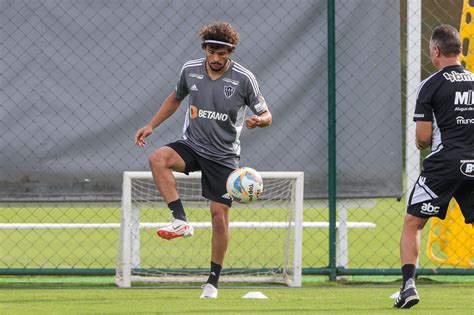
[{"xmin": 148, "ymin": 148, "xmax": 168, "ymax": 169}]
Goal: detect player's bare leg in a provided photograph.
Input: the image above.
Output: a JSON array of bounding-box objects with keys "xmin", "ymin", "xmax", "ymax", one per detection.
[
  {"xmin": 148, "ymin": 146, "xmax": 185, "ymax": 203},
  {"xmin": 200, "ymin": 201, "xmax": 230, "ymax": 299},
  {"xmin": 210, "ymin": 201, "xmax": 230, "ymax": 265},
  {"xmin": 400, "ymin": 214, "xmax": 428, "ymax": 265},
  {"xmin": 395, "ymin": 214, "xmax": 428, "ymax": 309},
  {"xmin": 149, "ymin": 146, "xmax": 193, "ymax": 239}
]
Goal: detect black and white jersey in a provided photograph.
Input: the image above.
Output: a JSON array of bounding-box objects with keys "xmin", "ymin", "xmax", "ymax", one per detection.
[
  {"xmin": 175, "ymin": 58, "xmax": 268, "ymax": 168},
  {"xmin": 414, "ymin": 64, "xmax": 474, "ymax": 179}
]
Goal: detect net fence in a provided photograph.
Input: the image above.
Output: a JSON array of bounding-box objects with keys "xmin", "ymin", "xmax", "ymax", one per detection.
[{"xmin": 1, "ymin": 0, "xmax": 472, "ymax": 277}]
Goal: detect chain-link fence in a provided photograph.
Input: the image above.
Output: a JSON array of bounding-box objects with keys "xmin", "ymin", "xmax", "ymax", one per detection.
[{"xmin": 1, "ymin": 0, "xmax": 472, "ymax": 278}]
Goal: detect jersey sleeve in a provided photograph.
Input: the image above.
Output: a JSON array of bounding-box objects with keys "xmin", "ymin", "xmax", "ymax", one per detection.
[
  {"xmin": 413, "ymin": 79, "xmax": 435, "ymax": 122},
  {"xmin": 244, "ymin": 74, "xmax": 268, "ymax": 115},
  {"xmin": 175, "ymin": 66, "xmax": 189, "ymax": 100}
]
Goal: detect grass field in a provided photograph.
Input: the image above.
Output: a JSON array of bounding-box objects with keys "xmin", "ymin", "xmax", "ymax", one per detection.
[{"xmin": 1, "ymin": 277, "xmax": 474, "ymax": 314}]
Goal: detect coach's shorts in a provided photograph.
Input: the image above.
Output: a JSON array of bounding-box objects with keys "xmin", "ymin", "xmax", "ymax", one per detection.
[
  {"xmin": 166, "ymin": 141, "xmax": 234, "ymax": 207},
  {"xmin": 407, "ymin": 175, "xmax": 474, "ymax": 223}
]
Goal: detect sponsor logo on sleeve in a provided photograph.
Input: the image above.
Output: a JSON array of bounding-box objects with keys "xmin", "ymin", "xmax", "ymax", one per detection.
[
  {"xmin": 460, "ymin": 160, "xmax": 474, "ymax": 177},
  {"xmin": 254, "ymin": 103, "xmax": 263, "ymax": 112}
]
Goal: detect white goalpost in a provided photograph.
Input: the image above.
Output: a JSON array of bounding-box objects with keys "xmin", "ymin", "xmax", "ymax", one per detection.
[{"xmin": 116, "ymin": 171, "xmax": 304, "ymax": 288}]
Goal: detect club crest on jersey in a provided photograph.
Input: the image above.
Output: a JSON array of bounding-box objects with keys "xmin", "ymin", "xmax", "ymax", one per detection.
[{"xmin": 224, "ymin": 85, "xmax": 236, "ymax": 99}]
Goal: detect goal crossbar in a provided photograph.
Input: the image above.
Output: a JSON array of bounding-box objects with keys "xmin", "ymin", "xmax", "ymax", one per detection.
[{"xmin": 123, "ymin": 171, "xmax": 304, "ymax": 180}]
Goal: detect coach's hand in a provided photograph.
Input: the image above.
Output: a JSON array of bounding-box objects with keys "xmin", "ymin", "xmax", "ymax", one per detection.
[{"xmin": 134, "ymin": 125, "xmax": 153, "ymax": 147}]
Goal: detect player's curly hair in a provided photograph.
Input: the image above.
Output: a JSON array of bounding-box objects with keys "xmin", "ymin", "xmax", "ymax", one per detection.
[{"xmin": 200, "ymin": 21, "xmax": 240, "ymax": 52}]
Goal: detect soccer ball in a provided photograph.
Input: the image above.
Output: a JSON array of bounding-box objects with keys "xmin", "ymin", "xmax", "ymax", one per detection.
[{"xmin": 226, "ymin": 167, "xmax": 263, "ymax": 203}]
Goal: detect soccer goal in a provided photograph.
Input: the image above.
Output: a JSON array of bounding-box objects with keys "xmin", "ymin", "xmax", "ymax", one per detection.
[{"xmin": 116, "ymin": 171, "xmax": 304, "ymax": 288}]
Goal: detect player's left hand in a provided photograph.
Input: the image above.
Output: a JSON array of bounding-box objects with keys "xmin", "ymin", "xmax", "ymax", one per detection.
[{"xmin": 245, "ymin": 115, "xmax": 261, "ymax": 129}]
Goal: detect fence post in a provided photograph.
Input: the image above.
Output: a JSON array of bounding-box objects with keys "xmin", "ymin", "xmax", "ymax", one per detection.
[{"xmin": 327, "ymin": 0, "xmax": 337, "ymax": 282}]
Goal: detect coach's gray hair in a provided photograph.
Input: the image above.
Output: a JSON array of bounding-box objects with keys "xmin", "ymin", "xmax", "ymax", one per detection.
[{"xmin": 430, "ymin": 24, "xmax": 461, "ymax": 57}]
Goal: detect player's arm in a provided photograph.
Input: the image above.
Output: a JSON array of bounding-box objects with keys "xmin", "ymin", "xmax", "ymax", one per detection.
[
  {"xmin": 415, "ymin": 120, "xmax": 432, "ymax": 150},
  {"xmin": 134, "ymin": 91, "xmax": 183, "ymax": 147},
  {"xmin": 245, "ymin": 110, "xmax": 272, "ymax": 129},
  {"xmin": 412, "ymin": 77, "xmax": 434, "ymax": 151},
  {"xmin": 244, "ymin": 76, "xmax": 272, "ymax": 129}
]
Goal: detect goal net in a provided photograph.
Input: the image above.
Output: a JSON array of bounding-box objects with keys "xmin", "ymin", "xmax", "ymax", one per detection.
[{"xmin": 116, "ymin": 171, "xmax": 304, "ymax": 287}]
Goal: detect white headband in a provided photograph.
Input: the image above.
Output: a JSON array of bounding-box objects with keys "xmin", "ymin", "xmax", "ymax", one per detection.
[{"xmin": 203, "ymin": 40, "xmax": 235, "ymax": 48}]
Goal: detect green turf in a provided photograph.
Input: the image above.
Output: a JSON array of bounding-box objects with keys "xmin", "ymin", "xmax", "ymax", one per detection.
[
  {"xmin": 1, "ymin": 275, "xmax": 473, "ymax": 313},
  {"xmin": 1, "ymin": 285, "xmax": 474, "ymax": 314}
]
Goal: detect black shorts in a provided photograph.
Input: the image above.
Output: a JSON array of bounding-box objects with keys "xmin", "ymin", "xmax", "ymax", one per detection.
[
  {"xmin": 166, "ymin": 141, "xmax": 234, "ymax": 207},
  {"xmin": 407, "ymin": 175, "xmax": 474, "ymax": 223}
]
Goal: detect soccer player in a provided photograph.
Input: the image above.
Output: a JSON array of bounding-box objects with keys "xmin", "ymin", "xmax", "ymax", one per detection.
[
  {"xmin": 134, "ymin": 21, "xmax": 272, "ymax": 299},
  {"xmin": 395, "ymin": 24, "xmax": 474, "ymax": 309}
]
